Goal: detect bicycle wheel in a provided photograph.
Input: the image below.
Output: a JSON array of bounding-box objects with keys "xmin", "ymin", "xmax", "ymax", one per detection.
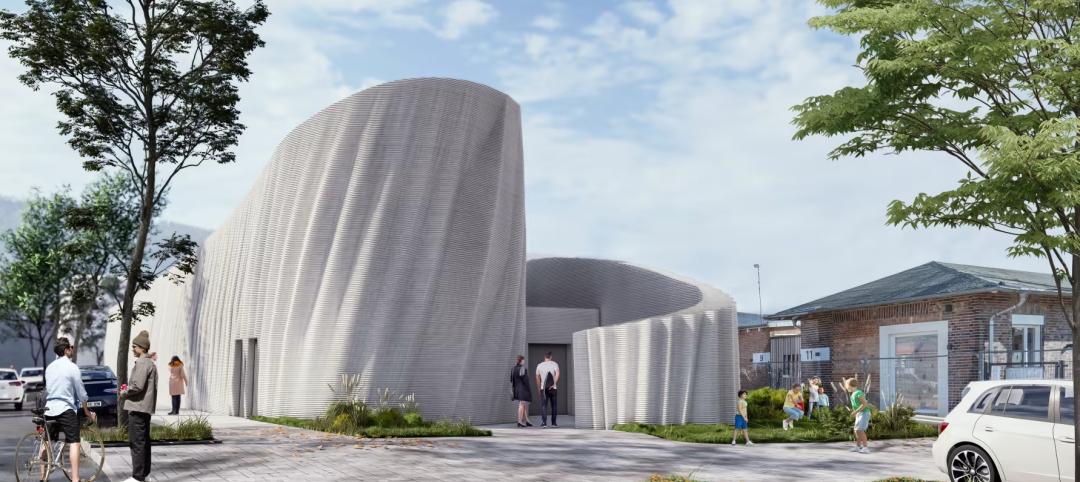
[
  {"xmin": 60, "ymin": 424, "xmax": 106, "ymax": 482},
  {"xmin": 14, "ymin": 432, "xmax": 51, "ymax": 482}
]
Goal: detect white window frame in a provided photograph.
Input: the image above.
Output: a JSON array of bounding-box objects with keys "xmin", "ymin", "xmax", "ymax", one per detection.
[
  {"xmin": 879, "ymin": 320, "xmax": 950, "ymax": 416},
  {"xmin": 1010, "ymin": 315, "xmax": 1044, "ymax": 363}
]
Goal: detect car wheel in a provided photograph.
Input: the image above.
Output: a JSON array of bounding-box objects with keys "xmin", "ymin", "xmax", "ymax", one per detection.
[
  {"xmin": 14, "ymin": 402, "xmax": 22, "ymax": 411},
  {"xmin": 948, "ymin": 444, "xmax": 997, "ymax": 482}
]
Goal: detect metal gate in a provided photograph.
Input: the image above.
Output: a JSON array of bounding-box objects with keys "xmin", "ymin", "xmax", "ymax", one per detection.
[{"xmin": 769, "ymin": 335, "xmax": 801, "ymax": 388}]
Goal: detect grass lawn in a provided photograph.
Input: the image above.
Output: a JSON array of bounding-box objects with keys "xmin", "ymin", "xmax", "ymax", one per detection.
[
  {"xmin": 250, "ymin": 415, "xmax": 492, "ymax": 438},
  {"xmin": 614, "ymin": 419, "xmax": 937, "ymax": 444}
]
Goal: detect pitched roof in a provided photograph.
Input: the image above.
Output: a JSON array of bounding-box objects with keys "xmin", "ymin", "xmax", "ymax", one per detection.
[
  {"xmin": 769, "ymin": 261, "xmax": 1071, "ymax": 319},
  {"xmin": 737, "ymin": 311, "xmax": 766, "ymax": 328}
]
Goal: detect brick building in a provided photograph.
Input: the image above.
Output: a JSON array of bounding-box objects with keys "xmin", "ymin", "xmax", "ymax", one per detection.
[
  {"xmin": 764, "ymin": 261, "xmax": 1071, "ymax": 416},
  {"xmin": 737, "ymin": 312, "xmax": 801, "ymax": 390}
]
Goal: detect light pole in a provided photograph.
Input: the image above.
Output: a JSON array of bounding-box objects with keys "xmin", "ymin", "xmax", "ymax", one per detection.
[{"xmin": 753, "ymin": 263, "xmax": 763, "ymax": 323}]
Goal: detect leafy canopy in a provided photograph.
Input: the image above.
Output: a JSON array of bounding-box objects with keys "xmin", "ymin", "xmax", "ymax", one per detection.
[{"xmin": 792, "ymin": 0, "xmax": 1080, "ymax": 324}]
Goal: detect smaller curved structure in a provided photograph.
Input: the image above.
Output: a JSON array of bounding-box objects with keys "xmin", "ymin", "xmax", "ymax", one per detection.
[{"xmin": 525, "ymin": 257, "xmax": 738, "ymax": 429}]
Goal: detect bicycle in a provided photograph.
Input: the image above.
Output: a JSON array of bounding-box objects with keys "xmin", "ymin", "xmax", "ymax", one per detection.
[{"xmin": 14, "ymin": 408, "xmax": 106, "ymax": 482}]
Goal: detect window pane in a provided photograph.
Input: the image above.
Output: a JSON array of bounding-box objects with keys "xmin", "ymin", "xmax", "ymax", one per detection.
[
  {"xmin": 0, "ymin": 372, "xmax": 16, "ymax": 380},
  {"xmin": 1062, "ymin": 387, "xmax": 1075, "ymax": 426},
  {"xmin": 995, "ymin": 386, "xmax": 1050, "ymax": 421},
  {"xmin": 969, "ymin": 389, "xmax": 997, "ymax": 414}
]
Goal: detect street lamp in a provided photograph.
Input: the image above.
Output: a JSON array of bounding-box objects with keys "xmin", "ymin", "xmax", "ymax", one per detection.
[{"xmin": 753, "ymin": 264, "xmax": 763, "ymax": 324}]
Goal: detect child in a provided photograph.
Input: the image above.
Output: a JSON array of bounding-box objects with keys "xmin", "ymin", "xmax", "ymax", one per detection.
[
  {"xmin": 817, "ymin": 386, "xmax": 830, "ymax": 408},
  {"xmin": 782, "ymin": 383, "xmax": 804, "ymax": 430},
  {"xmin": 731, "ymin": 390, "xmax": 753, "ymax": 445},
  {"xmin": 845, "ymin": 377, "xmax": 872, "ymax": 454}
]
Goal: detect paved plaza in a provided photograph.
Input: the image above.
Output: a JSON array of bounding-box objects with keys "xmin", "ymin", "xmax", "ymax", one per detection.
[{"xmin": 98, "ymin": 414, "xmax": 943, "ymax": 482}]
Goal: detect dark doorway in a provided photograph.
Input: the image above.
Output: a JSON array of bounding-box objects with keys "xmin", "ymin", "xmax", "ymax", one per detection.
[
  {"xmin": 527, "ymin": 344, "xmax": 570, "ymax": 416},
  {"xmin": 232, "ymin": 340, "xmax": 243, "ymax": 416}
]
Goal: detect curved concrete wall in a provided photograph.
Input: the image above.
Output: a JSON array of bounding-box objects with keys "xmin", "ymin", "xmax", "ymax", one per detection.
[
  {"xmin": 108, "ymin": 78, "xmax": 526, "ymax": 423},
  {"xmin": 524, "ymin": 257, "xmax": 739, "ymax": 429},
  {"xmin": 573, "ymin": 309, "xmax": 739, "ymax": 429}
]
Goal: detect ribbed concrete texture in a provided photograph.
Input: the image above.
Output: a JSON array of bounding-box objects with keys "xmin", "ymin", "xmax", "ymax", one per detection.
[
  {"xmin": 107, "ymin": 78, "xmax": 526, "ymax": 424},
  {"xmin": 524, "ymin": 257, "xmax": 738, "ymax": 429}
]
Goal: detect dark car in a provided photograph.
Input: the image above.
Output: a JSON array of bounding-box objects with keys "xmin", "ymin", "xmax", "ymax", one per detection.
[{"xmin": 80, "ymin": 365, "xmax": 119, "ymax": 427}]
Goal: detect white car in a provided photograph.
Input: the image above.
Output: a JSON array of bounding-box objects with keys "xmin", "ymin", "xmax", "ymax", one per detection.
[
  {"xmin": 19, "ymin": 366, "xmax": 44, "ymax": 392},
  {"xmin": 933, "ymin": 379, "xmax": 1074, "ymax": 482},
  {"xmin": 0, "ymin": 368, "xmax": 26, "ymax": 410}
]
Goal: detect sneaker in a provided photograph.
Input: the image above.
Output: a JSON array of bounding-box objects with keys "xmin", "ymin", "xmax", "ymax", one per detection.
[
  {"xmin": 746, "ymin": 441, "xmax": 755, "ymax": 446},
  {"xmin": 551, "ymin": 423, "xmax": 558, "ymax": 428},
  {"xmin": 540, "ymin": 423, "xmax": 547, "ymax": 428},
  {"xmin": 731, "ymin": 440, "xmax": 736, "ymax": 445},
  {"xmin": 858, "ymin": 447, "xmax": 871, "ymax": 454},
  {"xmin": 848, "ymin": 446, "xmax": 861, "ymax": 452}
]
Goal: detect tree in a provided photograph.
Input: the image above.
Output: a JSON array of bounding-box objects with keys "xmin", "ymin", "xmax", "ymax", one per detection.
[
  {"xmin": 0, "ymin": 190, "xmax": 82, "ymax": 372},
  {"xmin": 793, "ymin": 0, "xmax": 1080, "ymax": 467},
  {"xmin": 0, "ymin": 0, "xmax": 269, "ymax": 411}
]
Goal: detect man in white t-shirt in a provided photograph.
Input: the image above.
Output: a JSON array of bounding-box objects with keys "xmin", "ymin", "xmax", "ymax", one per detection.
[{"xmin": 535, "ymin": 352, "xmax": 560, "ymax": 428}]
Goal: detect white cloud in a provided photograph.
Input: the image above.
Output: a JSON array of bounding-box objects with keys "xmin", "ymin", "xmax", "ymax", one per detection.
[
  {"xmin": 439, "ymin": 0, "xmax": 498, "ymax": 39},
  {"xmin": 622, "ymin": 1, "xmax": 666, "ymax": 24},
  {"xmin": 500, "ymin": 0, "xmax": 1049, "ymax": 312},
  {"xmin": 532, "ymin": 15, "xmax": 560, "ymax": 30}
]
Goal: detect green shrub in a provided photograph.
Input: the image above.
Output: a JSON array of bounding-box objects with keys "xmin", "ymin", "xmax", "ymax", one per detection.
[
  {"xmin": 99, "ymin": 415, "xmax": 214, "ymax": 442},
  {"xmin": 815, "ymin": 406, "xmax": 854, "ymax": 437},
  {"xmin": 403, "ymin": 411, "xmax": 424, "ymax": 427},
  {"xmin": 872, "ymin": 398, "xmax": 916, "ymax": 434},
  {"xmin": 371, "ymin": 407, "xmax": 406, "ymax": 427},
  {"xmin": 746, "ymin": 387, "xmax": 787, "ymax": 422},
  {"xmin": 324, "ymin": 400, "xmax": 370, "ymax": 433}
]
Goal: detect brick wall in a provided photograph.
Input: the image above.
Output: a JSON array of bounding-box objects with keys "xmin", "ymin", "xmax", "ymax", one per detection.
[
  {"xmin": 791, "ymin": 291, "xmax": 1070, "ymax": 411},
  {"xmin": 738, "ymin": 326, "xmax": 770, "ymax": 388}
]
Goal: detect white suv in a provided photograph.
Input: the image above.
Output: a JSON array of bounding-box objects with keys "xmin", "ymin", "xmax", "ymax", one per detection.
[
  {"xmin": 0, "ymin": 368, "xmax": 26, "ymax": 410},
  {"xmin": 933, "ymin": 379, "xmax": 1073, "ymax": 482}
]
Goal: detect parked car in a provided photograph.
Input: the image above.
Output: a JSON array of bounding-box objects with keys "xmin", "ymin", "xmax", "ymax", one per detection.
[
  {"xmin": 933, "ymin": 379, "xmax": 1073, "ymax": 482},
  {"xmin": 79, "ymin": 365, "xmax": 119, "ymax": 427},
  {"xmin": 0, "ymin": 368, "xmax": 25, "ymax": 410},
  {"xmin": 19, "ymin": 366, "xmax": 44, "ymax": 393}
]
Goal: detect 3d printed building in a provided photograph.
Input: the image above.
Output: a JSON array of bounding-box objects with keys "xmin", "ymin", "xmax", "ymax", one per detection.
[{"xmin": 105, "ymin": 78, "xmax": 738, "ymax": 427}]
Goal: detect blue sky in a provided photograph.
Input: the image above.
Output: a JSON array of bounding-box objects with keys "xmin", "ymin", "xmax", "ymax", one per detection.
[{"xmin": 0, "ymin": 0, "xmax": 1049, "ymax": 313}]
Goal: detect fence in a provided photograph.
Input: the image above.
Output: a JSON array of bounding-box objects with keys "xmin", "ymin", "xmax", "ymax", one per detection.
[{"xmin": 741, "ymin": 349, "xmax": 1073, "ymax": 415}]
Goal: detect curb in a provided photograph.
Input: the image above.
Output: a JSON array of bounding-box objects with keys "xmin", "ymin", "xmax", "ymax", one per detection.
[{"xmin": 102, "ymin": 438, "xmax": 222, "ymax": 447}]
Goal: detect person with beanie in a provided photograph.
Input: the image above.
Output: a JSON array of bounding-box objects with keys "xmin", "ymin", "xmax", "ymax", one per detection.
[{"xmin": 121, "ymin": 330, "xmax": 158, "ymax": 482}]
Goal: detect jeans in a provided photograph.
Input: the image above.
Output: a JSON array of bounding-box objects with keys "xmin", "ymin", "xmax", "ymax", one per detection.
[
  {"xmin": 171, "ymin": 395, "xmax": 181, "ymax": 414},
  {"xmin": 541, "ymin": 388, "xmax": 557, "ymax": 425},
  {"xmin": 783, "ymin": 406, "xmax": 803, "ymax": 420},
  {"xmin": 128, "ymin": 411, "xmax": 152, "ymax": 481}
]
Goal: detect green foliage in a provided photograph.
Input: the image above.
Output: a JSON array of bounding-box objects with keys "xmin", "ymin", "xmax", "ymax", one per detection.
[
  {"xmin": 745, "ymin": 387, "xmax": 787, "ymax": 422},
  {"xmin": 370, "ymin": 407, "xmax": 406, "ymax": 428},
  {"xmin": 0, "ymin": 0, "xmax": 270, "ymax": 390},
  {"xmin": 613, "ymin": 416, "xmax": 937, "ymax": 444},
  {"xmin": 250, "ymin": 416, "xmax": 491, "ymax": 438},
  {"xmin": 872, "ymin": 399, "xmax": 916, "ymax": 434},
  {"xmin": 815, "ymin": 406, "xmax": 855, "ymax": 437},
  {"xmin": 324, "ymin": 400, "xmax": 370, "ymax": 433},
  {"xmin": 792, "ymin": 1, "xmax": 1079, "ymax": 324},
  {"xmin": 647, "ymin": 474, "xmax": 703, "ymax": 482},
  {"xmin": 403, "ymin": 411, "xmax": 424, "ymax": 427},
  {"xmin": 0, "ymin": 189, "xmax": 82, "ymax": 364},
  {"xmin": 99, "ymin": 415, "xmax": 213, "ymax": 442}
]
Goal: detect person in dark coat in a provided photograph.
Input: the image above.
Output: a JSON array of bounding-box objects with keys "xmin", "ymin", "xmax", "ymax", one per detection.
[{"xmin": 510, "ymin": 355, "xmax": 533, "ymax": 428}]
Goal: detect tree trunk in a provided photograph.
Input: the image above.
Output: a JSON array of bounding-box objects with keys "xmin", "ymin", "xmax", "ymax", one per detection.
[
  {"xmin": 116, "ymin": 174, "xmax": 154, "ymax": 428},
  {"xmin": 1072, "ymin": 252, "xmax": 1079, "ymax": 474}
]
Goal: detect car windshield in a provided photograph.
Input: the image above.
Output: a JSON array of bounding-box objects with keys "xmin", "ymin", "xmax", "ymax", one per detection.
[
  {"xmin": 81, "ymin": 369, "xmax": 114, "ymax": 381},
  {"xmin": 21, "ymin": 369, "xmax": 42, "ymax": 377},
  {"xmin": 0, "ymin": 372, "xmax": 16, "ymax": 381}
]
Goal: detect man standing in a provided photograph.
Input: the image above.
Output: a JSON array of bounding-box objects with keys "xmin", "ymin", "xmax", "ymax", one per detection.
[
  {"xmin": 44, "ymin": 337, "xmax": 97, "ymax": 479},
  {"xmin": 535, "ymin": 351, "xmax": 560, "ymax": 428},
  {"xmin": 121, "ymin": 330, "xmax": 158, "ymax": 482}
]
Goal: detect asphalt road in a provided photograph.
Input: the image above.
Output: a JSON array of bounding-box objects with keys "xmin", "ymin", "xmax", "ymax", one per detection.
[
  {"xmin": 0, "ymin": 401, "xmax": 113, "ymax": 482},
  {"xmin": 0, "ymin": 405, "xmax": 33, "ymax": 482}
]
